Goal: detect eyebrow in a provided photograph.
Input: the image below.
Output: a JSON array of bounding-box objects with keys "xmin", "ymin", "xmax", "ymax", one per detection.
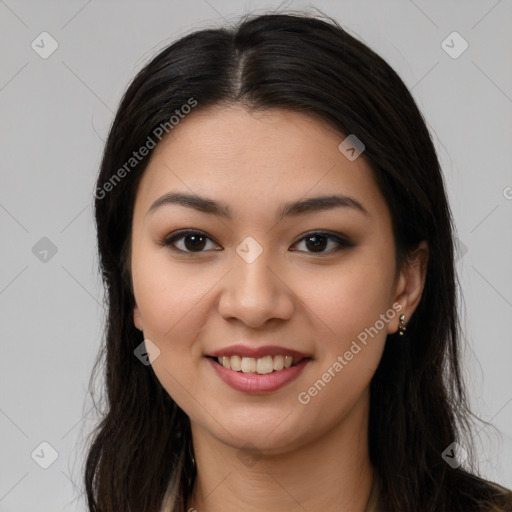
[{"xmin": 146, "ymin": 192, "xmax": 369, "ymax": 221}]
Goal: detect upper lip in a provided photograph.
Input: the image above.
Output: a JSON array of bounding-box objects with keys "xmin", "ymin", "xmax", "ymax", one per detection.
[{"xmin": 207, "ymin": 344, "xmax": 312, "ymax": 360}]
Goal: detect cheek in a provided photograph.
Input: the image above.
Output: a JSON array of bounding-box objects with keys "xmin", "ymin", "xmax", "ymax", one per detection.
[
  {"xmin": 294, "ymin": 279, "xmax": 390, "ymax": 438},
  {"xmin": 291, "ymin": 244, "xmax": 394, "ymax": 412},
  {"xmin": 132, "ymin": 244, "xmax": 213, "ymax": 337},
  {"xmin": 131, "ymin": 250, "xmax": 211, "ymax": 411},
  {"xmin": 298, "ymin": 245, "xmax": 395, "ymax": 350}
]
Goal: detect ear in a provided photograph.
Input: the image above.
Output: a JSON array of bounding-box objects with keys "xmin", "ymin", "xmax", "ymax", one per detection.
[
  {"xmin": 387, "ymin": 241, "xmax": 429, "ymax": 335},
  {"xmin": 134, "ymin": 303, "xmax": 143, "ymax": 331}
]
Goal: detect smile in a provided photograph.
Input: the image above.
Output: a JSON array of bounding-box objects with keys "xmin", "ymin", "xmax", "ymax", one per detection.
[
  {"xmin": 206, "ymin": 354, "xmax": 311, "ymax": 394},
  {"xmin": 215, "ymin": 354, "xmax": 303, "ymax": 374}
]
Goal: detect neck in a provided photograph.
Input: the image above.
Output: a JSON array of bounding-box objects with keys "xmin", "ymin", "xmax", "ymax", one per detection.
[{"xmin": 187, "ymin": 392, "xmax": 374, "ymax": 512}]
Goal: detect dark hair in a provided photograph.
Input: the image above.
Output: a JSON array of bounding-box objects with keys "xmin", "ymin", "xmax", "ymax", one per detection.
[{"xmin": 85, "ymin": 10, "xmax": 512, "ymax": 512}]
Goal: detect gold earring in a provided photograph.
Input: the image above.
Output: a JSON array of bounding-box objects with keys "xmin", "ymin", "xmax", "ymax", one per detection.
[{"xmin": 398, "ymin": 314, "xmax": 407, "ymax": 336}]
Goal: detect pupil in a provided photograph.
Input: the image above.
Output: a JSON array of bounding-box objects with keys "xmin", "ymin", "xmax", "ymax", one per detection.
[
  {"xmin": 185, "ymin": 234, "xmax": 206, "ymax": 251},
  {"xmin": 306, "ymin": 235, "xmax": 327, "ymax": 252}
]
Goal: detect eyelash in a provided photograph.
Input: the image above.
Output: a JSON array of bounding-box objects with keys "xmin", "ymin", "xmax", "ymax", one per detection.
[{"xmin": 160, "ymin": 229, "xmax": 353, "ymax": 255}]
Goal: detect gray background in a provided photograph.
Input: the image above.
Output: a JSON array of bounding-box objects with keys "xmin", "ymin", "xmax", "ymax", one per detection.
[{"xmin": 0, "ymin": 0, "xmax": 511, "ymax": 510}]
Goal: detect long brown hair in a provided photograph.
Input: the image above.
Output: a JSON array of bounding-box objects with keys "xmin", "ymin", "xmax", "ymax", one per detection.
[{"xmin": 85, "ymin": 10, "xmax": 512, "ymax": 511}]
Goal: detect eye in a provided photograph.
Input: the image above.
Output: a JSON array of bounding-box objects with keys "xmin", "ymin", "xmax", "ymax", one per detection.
[
  {"xmin": 162, "ymin": 230, "xmax": 221, "ymax": 254},
  {"xmin": 291, "ymin": 231, "xmax": 352, "ymax": 254},
  {"xmin": 161, "ymin": 230, "xmax": 352, "ymax": 255}
]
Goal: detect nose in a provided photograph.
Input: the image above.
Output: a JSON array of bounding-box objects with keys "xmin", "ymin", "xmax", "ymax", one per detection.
[{"xmin": 217, "ymin": 248, "xmax": 295, "ymax": 328}]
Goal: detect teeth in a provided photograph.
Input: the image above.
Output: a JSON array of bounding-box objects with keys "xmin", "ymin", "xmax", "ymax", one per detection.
[
  {"xmin": 273, "ymin": 355, "xmax": 284, "ymax": 371},
  {"xmin": 230, "ymin": 355, "xmax": 241, "ymax": 371},
  {"xmin": 216, "ymin": 354, "xmax": 303, "ymax": 374},
  {"xmin": 241, "ymin": 357, "xmax": 256, "ymax": 373},
  {"xmin": 256, "ymin": 356, "xmax": 273, "ymax": 374}
]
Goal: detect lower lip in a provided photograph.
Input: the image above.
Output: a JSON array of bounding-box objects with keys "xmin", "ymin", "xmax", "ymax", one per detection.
[{"xmin": 207, "ymin": 357, "xmax": 311, "ymax": 393}]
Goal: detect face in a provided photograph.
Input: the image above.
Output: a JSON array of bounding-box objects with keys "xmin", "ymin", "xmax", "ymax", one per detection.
[{"xmin": 130, "ymin": 105, "xmax": 421, "ymax": 454}]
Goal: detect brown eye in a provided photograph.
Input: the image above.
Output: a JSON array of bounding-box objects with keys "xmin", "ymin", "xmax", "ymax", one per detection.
[
  {"xmin": 291, "ymin": 232, "xmax": 352, "ymax": 254},
  {"xmin": 304, "ymin": 234, "xmax": 329, "ymax": 252},
  {"xmin": 182, "ymin": 233, "xmax": 207, "ymax": 251},
  {"xmin": 163, "ymin": 230, "xmax": 220, "ymax": 253},
  {"xmin": 162, "ymin": 230, "xmax": 351, "ymax": 255}
]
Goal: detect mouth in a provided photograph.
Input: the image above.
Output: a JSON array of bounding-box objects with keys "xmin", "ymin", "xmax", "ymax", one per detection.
[
  {"xmin": 207, "ymin": 354, "xmax": 311, "ymax": 375},
  {"xmin": 205, "ymin": 345, "xmax": 313, "ymax": 386},
  {"xmin": 206, "ymin": 352, "xmax": 312, "ymax": 393}
]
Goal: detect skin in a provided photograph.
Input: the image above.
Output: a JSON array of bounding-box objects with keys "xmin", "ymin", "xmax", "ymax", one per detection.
[{"xmin": 131, "ymin": 104, "xmax": 428, "ymax": 512}]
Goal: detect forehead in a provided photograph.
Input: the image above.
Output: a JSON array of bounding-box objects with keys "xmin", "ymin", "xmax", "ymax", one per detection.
[
  {"xmin": 149, "ymin": 104, "xmax": 345, "ymax": 174},
  {"xmin": 134, "ymin": 105, "xmax": 388, "ymax": 223}
]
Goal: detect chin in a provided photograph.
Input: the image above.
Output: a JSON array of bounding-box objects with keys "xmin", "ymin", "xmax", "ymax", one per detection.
[{"xmin": 201, "ymin": 412, "xmax": 314, "ymax": 455}]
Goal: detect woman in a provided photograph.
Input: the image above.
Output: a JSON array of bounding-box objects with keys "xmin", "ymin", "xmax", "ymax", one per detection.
[{"xmin": 85, "ymin": 11, "xmax": 512, "ymax": 512}]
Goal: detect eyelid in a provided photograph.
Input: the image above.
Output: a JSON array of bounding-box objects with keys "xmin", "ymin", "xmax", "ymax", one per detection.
[
  {"xmin": 291, "ymin": 230, "xmax": 353, "ymax": 252},
  {"xmin": 160, "ymin": 229, "xmax": 353, "ymax": 254},
  {"xmin": 161, "ymin": 229, "xmax": 221, "ymax": 253}
]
